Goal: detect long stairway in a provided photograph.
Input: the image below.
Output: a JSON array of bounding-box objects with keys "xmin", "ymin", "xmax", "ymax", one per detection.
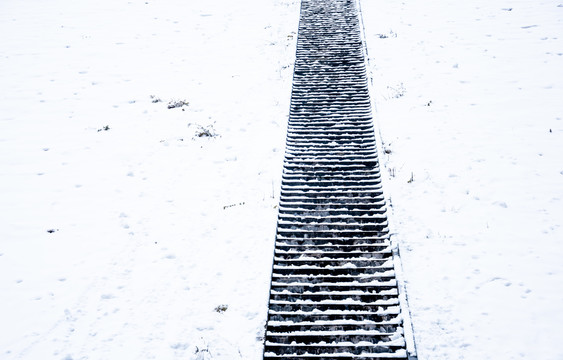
[{"xmin": 263, "ymin": 0, "xmax": 416, "ymax": 359}]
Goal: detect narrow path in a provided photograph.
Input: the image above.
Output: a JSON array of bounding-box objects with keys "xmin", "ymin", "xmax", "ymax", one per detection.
[{"xmin": 263, "ymin": 0, "xmax": 416, "ymax": 359}]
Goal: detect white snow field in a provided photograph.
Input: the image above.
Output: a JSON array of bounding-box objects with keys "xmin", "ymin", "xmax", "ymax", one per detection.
[
  {"xmin": 0, "ymin": 0, "xmax": 299, "ymax": 358},
  {"xmin": 361, "ymin": 0, "xmax": 563, "ymax": 359},
  {"xmin": 0, "ymin": 0, "xmax": 562, "ymax": 359}
]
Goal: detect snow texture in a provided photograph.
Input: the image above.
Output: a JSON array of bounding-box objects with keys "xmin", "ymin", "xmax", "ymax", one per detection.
[
  {"xmin": 360, "ymin": 0, "xmax": 563, "ymax": 359},
  {"xmin": 0, "ymin": 0, "xmax": 298, "ymax": 358},
  {"xmin": 1, "ymin": 0, "xmax": 562, "ymax": 359}
]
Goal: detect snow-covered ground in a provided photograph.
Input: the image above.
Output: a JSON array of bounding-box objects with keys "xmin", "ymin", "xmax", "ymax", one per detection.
[
  {"xmin": 1, "ymin": 0, "xmax": 562, "ymax": 359},
  {"xmin": 361, "ymin": 0, "xmax": 563, "ymax": 359},
  {"xmin": 0, "ymin": 0, "xmax": 299, "ymax": 358}
]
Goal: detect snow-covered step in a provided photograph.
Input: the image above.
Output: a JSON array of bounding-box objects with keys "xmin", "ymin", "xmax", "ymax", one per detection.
[
  {"xmin": 266, "ymin": 330, "xmax": 403, "ymax": 340},
  {"xmin": 271, "ymin": 275, "xmax": 397, "ymax": 285},
  {"xmin": 272, "ymin": 252, "xmax": 392, "ymax": 261},
  {"xmin": 281, "ymin": 173, "xmax": 381, "ymax": 181},
  {"xmin": 267, "ymin": 305, "xmax": 401, "ymax": 317},
  {"xmin": 282, "ymin": 168, "xmax": 381, "ymax": 176},
  {"xmin": 270, "ymin": 273, "xmax": 395, "ymax": 281},
  {"xmin": 288, "ymin": 112, "xmax": 371, "ymax": 118},
  {"xmin": 269, "ymin": 289, "xmax": 399, "ymax": 297},
  {"xmin": 271, "ymin": 263, "xmax": 393, "ymax": 271},
  {"xmin": 275, "ymin": 232, "xmax": 390, "ymax": 241},
  {"xmin": 291, "ymin": 99, "xmax": 370, "ymax": 105},
  {"xmin": 272, "ymin": 249, "xmax": 391, "ymax": 258},
  {"xmin": 267, "ymin": 314, "xmax": 402, "ymax": 324},
  {"xmin": 282, "ymin": 183, "xmax": 381, "ymax": 191},
  {"xmin": 272, "ymin": 263, "xmax": 393, "ymax": 272},
  {"xmin": 276, "ymin": 218, "xmax": 388, "ymax": 227},
  {"xmin": 277, "ymin": 210, "xmax": 386, "ymax": 217},
  {"xmin": 291, "ymin": 91, "xmax": 369, "ymax": 96},
  {"xmin": 269, "ymin": 290, "xmax": 399, "ymax": 300},
  {"xmin": 288, "ymin": 123, "xmax": 372, "ymax": 129},
  {"xmin": 282, "ymin": 169, "xmax": 381, "ymax": 176},
  {"xmin": 273, "ymin": 253, "xmax": 392, "ymax": 261},
  {"xmin": 279, "ymin": 190, "xmax": 383, "ymax": 198},
  {"xmin": 282, "ymin": 188, "xmax": 383, "ymax": 197},
  {"xmin": 283, "ymin": 158, "xmax": 379, "ymax": 166},
  {"xmin": 290, "ymin": 91, "xmax": 369, "ymax": 97},
  {"xmin": 278, "ymin": 197, "xmax": 385, "ymax": 203},
  {"xmin": 264, "ymin": 346, "xmax": 406, "ymax": 358},
  {"xmin": 276, "ymin": 230, "xmax": 390, "ymax": 239},
  {"xmin": 287, "ymin": 127, "xmax": 374, "ymax": 134},
  {"xmin": 285, "ymin": 146, "xmax": 376, "ymax": 153},
  {"xmin": 276, "ymin": 237, "xmax": 390, "ymax": 249},
  {"xmin": 290, "ymin": 93, "xmax": 369, "ymax": 99},
  {"xmin": 274, "ymin": 242, "xmax": 391, "ymax": 249},
  {"xmin": 280, "ymin": 177, "xmax": 381, "ymax": 185},
  {"xmin": 288, "ymin": 120, "xmax": 373, "ymax": 126},
  {"xmin": 278, "ymin": 199, "xmax": 386, "ymax": 206},
  {"xmin": 274, "ymin": 250, "xmax": 391, "ymax": 259},
  {"xmin": 281, "ymin": 187, "xmax": 381, "ymax": 193},
  {"xmin": 286, "ymin": 131, "xmax": 375, "ymax": 138},
  {"xmin": 269, "ymin": 282, "xmax": 398, "ymax": 290},
  {"xmin": 264, "ymin": 355, "xmax": 406, "ymax": 360},
  {"xmin": 284, "ymin": 153, "xmax": 378, "ymax": 160},
  {"xmin": 276, "ymin": 222, "xmax": 388, "ymax": 230},
  {"xmin": 276, "ymin": 223, "xmax": 388, "ymax": 230},
  {"xmin": 285, "ymin": 134, "xmax": 374, "ymax": 142},
  {"xmin": 275, "ymin": 242, "xmax": 390, "ymax": 250},
  {"xmin": 289, "ymin": 108, "xmax": 371, "ymax": 114},
  {"xmin": 271, "ymin": 262, "xmax": 394, "ymax": 269},
  {"xmin": 280, "ymin": 189, "xmax": 384, "ymax": 197},
  {"xmin": 278, "ymin": 201, "xmax": 386, "ymax": 208},
  {"xmin": 278, "ymin": 193, "xmax": 385, "ymax": 200},
  {"xmin": 274, "ymin": 237, "xmax": 390, "ymax": 244},
  {"xmin": 268, "ymin": 307, "xmax": 402, "ymax": 317},
  {"xmin": 286, "ymin": 130, "xmax": 374, "ymax": 137},
  {"xmin": 267, "ymin": 318, "xmax": 402, "ymax": 326},
  {"xmin": 287, "ymin": 115, "xmax": 372, "ymax": 122},
  {"xmin": 290, "ymin": 105, "xmax": 371, "ymax": 111},
  {"xmin": 284, "ymin": 152, "xmax": 377, "ymax": 159},
  {"xmin": 283, "ymin": 157, "xmax": 379, "ymax": 164},
  {"xmin": 287, "ymin": 124, "xmax": 373, "ymax": 130},
  {"xmin": 277, "ymin": 211, "xmax": 387, "ymax": 219},
  {"xmin": 276, "ymin": 217, "xmax": 388, "ymax": 225}
]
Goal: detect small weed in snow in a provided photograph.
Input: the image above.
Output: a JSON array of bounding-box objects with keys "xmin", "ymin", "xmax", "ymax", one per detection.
[
  {"xmin": 376, "ymin": 30, "xmax": 397, "ymax": 39},
  {"xmin": 149, "ymin": 95, "xmax": 189, "ymax": 109},
  {"xmin": 150, "ymin": 95, "xmax": 162, "ymax": 103},
  {"xmin": 214, "ymin": 304, "xmax": 228, "ymax": 313},
  {"xmin": 194, "ymin": 347, "xmax": 211, "ymax": 359},
  {"xmin": 194, "ymin": 124, "xmax": 218, "ymax": 138},
  {"xmin": 223, "ymin": 202, "xmax": 245, "ymax": 210},
  {"xmin": 194, "ymin": 338, "xmax": 212, "ymax": 360},
  {"xmin": 167, "ymin": 99, "xmax": 189, "ymax": 109},
  {"xmin": 97, "ymin": 125, "xmax": 110, "ymax": 132}
]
